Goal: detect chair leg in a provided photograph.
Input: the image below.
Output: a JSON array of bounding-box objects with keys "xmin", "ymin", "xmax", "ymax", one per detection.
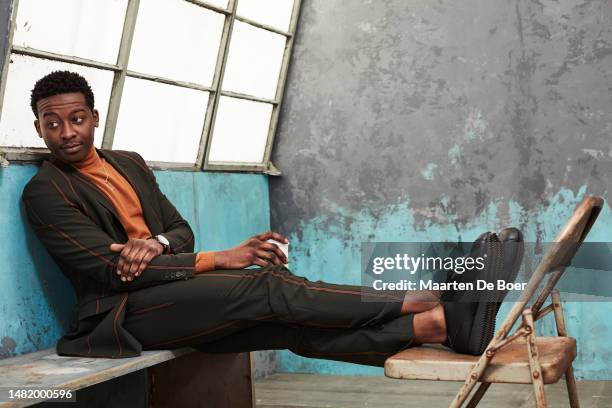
[
  {"xmin": 551, "ymin": 290, "xmax": 580, "ymax": 408},
  {"xmin": 563, "ymin": 366, "xmax": 581, "ymax": 408},
  {"xmin": 523, "ymin": 309, "xmax": 547, "ymax": 408},
  {"xmin": 465, "ymin": 382, "xmax": 491, "ymax": 408},
  {"xmin": 448, "ymin": 358, "xmax": 489, "ymax": 408}
]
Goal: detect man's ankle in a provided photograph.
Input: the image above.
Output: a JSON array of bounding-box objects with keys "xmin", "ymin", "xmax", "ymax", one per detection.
[
  {"xmin": 430, "ymin": 304, "xmax": 447, "ymax": 343},
  {"xmin": 413, "ymin": 304, "xmax": 447, "ymax": 344}
]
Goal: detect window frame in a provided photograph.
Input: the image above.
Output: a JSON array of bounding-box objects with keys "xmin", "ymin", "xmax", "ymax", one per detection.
[{"xmin": 0, "ymin": 0, "xmax": 302, "ymax": 174}]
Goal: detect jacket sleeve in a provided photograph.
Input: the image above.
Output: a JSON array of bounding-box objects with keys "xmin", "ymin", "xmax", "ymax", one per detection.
[
  {"xmin": 132, "ymin": 152, "xmax": 195, "ymax": 254},
  {"xmin": 22, "ymin": 178, "xmax": 197, "ymax": 292}
]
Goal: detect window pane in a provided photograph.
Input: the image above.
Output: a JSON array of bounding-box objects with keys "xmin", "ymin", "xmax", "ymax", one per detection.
[
  {"xmin": 128, "ymin": 0, "xmax": 225, "ymax": 86},
  {"xmin": 222, "ymin": 21, "xmax": 286, "ymax": 100},
  {"xmin": 237, "ymin": 0, "xmax": 294, "ymax": 32},
  {"xmin": 208, "ymin": 96, "xmax": 272, "ymax": 164},
  {"xmin": 0, "ymin": 55, "xmax": 112, "ymax": 148},
  {"xmin": 13, "ymin": 0, "xmax": 127, "ymax": 64},
  {"xmin": 113, "ymin": 78, "xmax": 208, "ymax": 163}
]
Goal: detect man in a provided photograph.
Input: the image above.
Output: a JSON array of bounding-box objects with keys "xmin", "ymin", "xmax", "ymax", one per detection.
[{"xmin": 22, "ymin": 71, "xmax": 523, "ymax": 366}]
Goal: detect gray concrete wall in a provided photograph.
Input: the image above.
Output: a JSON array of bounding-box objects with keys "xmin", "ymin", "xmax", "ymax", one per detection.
[
  {"xmin": 272, "ymin": 0, "xmax": 612, "ymax": 233},
  {"xmin": 270, "ymin": 0, "xmax": 612, "ymax": 378}
]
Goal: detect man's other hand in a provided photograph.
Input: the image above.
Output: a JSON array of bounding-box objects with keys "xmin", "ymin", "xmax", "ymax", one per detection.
[
  {"xmin": 110, "ymin": 238, "xmax": 165, "ymax": 282},
  {"xmin": 215, "ymin": 231, "xmax": 288, "ymax": 269}
]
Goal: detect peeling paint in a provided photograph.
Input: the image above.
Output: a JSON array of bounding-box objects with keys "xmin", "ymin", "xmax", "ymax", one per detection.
[
  {"xmin": 274, "ymin": 188, "xmax": 612, "ymax": 378},
  {"xmin": 463, "ymin": 109, "xmax": 490, "ymax": 141},
  {"xmin": 447, "ymin": 143, "xmax": 461, "ymax": 165},
  {"xmin": 272, "ymin": 0, "xmax": 612, "ymax": 378},
  {"xmin": 0, "ymin": 337, "xmax": 17, "ymax": 359},
  {"xmin": 420, "ymin": 163, "xmax": 437, "ymax": 180},
  {"xmin": 273, "ymin": 0, "xmax": 612, "ymax": 233}
]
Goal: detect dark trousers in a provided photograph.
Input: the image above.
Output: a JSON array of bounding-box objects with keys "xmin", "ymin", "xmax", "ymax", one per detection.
[{"xmin": 124, "ymin": 265, "xmax": 414, "ymax": 367}]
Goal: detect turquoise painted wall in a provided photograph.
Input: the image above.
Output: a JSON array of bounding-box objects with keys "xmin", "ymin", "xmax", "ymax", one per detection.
[
  {"xmin": 0, "ymin": 163, "xmax": 270, "ymax": 358},
  {"xmin": 276, "ymin": 190, "xmax": 612, "ymax": 380}
]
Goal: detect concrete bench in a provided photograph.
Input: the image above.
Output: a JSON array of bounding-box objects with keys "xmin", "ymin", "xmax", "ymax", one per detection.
[{"xmin": 0, "ymin": 347, "xmax": 254, "ymax": 407}]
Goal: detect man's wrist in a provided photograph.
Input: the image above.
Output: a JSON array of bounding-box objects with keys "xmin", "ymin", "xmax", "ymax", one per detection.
[
  {"xmin": 147, "ymin": 234, "xmax": 170, "ymax": 254},
  {"xmin": 152, "ymin": 240, "xmax": 165, "ymax": 255},
  {"xmin": 214, "ymin": 250, "xmax": 227, "ymax": 269}
]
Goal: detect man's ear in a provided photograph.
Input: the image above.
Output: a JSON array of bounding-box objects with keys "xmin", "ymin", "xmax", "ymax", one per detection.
[
  {"xmin": 93, "ymin": 109, "xmax": 99, "ymax": 127},
  {"xmin": 34, "ymin": 119, "xmax": 42, "ymax": 138}
]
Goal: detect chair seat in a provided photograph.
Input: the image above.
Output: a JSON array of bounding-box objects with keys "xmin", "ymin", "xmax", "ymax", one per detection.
[{"xmin": 385, "ymin": 336, "xmax": 576, "ymax": 384}]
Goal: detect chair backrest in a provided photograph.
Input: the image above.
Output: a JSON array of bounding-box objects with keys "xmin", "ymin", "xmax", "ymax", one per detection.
[
  {"xmin": 530, "ymin": 196, "xmax": 604, "ymax": 314},
  {"xmin": 555, "ymin": 196, "xmax": 603, "ymax": 244},
  {"xmin": 492, "ymin": 196, "xmax": 604, "ymax": 342}
]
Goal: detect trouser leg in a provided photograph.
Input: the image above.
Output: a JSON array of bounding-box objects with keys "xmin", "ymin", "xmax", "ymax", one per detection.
[
  {"xmin": 196, "ymin": 313, "xmax": 415, "ymax": 367},
  {"xmin": 123, "ymin": 265, "xmax": 406, "ymax": 351}
]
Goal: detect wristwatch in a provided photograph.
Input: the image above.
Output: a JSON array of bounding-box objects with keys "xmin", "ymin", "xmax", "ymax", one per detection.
[{"xmin": 152, "ymin": 234, "xmax": 170, "ymax": 254}]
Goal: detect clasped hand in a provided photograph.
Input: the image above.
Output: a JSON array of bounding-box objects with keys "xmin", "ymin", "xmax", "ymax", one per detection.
[{"xmin": 110, "ymin": 238, "xmax": 164, "ymax": 282}]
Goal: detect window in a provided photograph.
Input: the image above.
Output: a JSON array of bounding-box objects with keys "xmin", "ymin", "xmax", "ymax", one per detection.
[{"xmin": 0, "ymin": 0, "xmax": 301, "ymax": 173}]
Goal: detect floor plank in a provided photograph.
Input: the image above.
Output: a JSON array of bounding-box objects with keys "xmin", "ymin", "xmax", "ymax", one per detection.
[{"xmin": 255, "ymin": 373, "xmax": 612, "ymax": 408}]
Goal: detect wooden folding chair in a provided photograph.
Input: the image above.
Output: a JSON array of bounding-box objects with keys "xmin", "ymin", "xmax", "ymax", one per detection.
[{"xmin": 385, "ymin": 196, "xmax": 604, "ymax": 408}]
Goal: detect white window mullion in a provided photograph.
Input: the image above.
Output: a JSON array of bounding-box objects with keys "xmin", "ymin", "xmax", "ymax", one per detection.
[{"xmin": 102, "ymin": 0, "xmax": 141, "ymax": 149}]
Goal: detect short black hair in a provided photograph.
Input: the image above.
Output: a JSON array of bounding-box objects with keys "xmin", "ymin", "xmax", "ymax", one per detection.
[{"xmin": 30, "ymin": 70, "xmax": 95, "ymax": 118}]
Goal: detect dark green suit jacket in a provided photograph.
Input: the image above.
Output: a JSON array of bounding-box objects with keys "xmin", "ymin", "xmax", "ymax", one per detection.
[{"xmin": 22, "ymin": 149, "xmax": 197, "ymax": 358}]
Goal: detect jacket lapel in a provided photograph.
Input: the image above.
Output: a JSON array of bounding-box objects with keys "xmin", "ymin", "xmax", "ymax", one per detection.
[
  {"xmin": 97, "ymin": 149, "xmax": 145, "ymax": 202},
  {"xmin": 50, "ymin": 155, "xmax": 122, "ymax": 225},
  {"xmin": 50, "ymin": 149, "xmax": 160, "ymax": 237}
]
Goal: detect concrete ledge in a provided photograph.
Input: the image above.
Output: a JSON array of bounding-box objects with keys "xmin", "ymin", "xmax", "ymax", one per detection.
[{"xmin": 0, "ymin": 347, "xmax": 194, "ymax": 407}]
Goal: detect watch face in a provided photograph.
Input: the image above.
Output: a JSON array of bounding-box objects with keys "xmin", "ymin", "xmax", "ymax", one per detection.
[{"xmin": 157, "ymin": 235, "xmax": 170, "ymax": 246}]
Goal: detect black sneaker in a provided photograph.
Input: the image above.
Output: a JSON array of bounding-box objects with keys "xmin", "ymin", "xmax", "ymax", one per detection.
[
  {"xmin": 442, "ymin": 232, "xmax": 498, "ymax": 355},
  {"xmin": 441, "ymin": 231, "xmax": 493, "ymax": 303},
  {"xmin": 442, "ymin": 228, "xmax": 524, "ymax": 355}
]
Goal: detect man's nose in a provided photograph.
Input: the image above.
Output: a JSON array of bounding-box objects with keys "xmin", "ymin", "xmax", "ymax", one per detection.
[{"xmin": 61, "ymin": 121, "xmax": 77, "ymax": 139}]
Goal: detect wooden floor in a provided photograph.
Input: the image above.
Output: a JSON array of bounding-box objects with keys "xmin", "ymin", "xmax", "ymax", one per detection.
[{"xmin": 254, "ymin": 374, "xmax": 612, "ymax": 408}]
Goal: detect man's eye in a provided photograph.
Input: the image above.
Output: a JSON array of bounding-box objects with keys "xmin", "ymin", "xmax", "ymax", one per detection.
[
  {"xmin": 73, "ymin": 116, "xmax": 84, "ymax": 124},
  {"xmin": 47, "ymin": 122, "xmax": 58, "ymax": 129}
]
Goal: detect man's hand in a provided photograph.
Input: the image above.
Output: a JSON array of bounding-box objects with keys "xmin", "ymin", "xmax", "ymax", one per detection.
[
  {"xmin": 215, "ymin": 231, "xmax": 288, "ymax": 269},
  {"xmin": 110, "ymin": 238, "xmax": 165, "ymax": 282}
]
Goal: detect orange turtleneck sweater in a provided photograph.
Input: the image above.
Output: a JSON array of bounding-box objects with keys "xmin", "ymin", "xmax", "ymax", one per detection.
[{"xmin": 70, "ymin": 146, "xmax": 215, "ymax": 273}]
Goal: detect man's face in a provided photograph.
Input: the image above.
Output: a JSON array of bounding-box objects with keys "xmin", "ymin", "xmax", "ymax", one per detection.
[{"xmin": 34, "ymin": 92, "xmax": 99, "ymax": 163}]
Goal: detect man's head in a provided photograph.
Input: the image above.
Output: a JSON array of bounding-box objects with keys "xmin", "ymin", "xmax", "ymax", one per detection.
[{"xmin": 31, "ymin": 71, "xmax": 99, "ymax": 163}]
